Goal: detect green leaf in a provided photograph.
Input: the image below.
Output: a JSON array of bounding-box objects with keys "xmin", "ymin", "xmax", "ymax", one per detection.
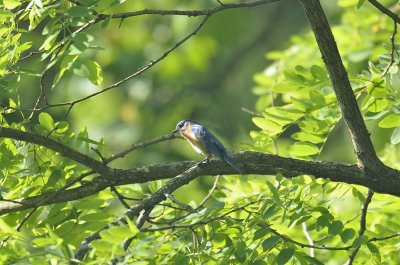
[
  {"xmin": 272, "ymin": 81, "xmax": 298, "ymax": 93},
  {"xmin": 291, "ymin": 132, "xmax": 325, "ymax": 144},
  {"xmin": 341, "ymin": 228, "xmax": 355, "ymax": 243},
  {"xmin": 266, "ymin": 181, "xmax": 280, "ymax": 202},
  {"xmin": 357, "ymin": 0, "xmax": 366, "ymax": 9},
  {"xmin": 3, "ymin": 0, "xmax": 22, "ymax": 9},
  {"xmin": 101, "ymin": 15, "xmax": 112, "ymax": 28},
  {"xmin": 32, "ymin": 237, "xmax": 54, "ymax": 247},
  {"xmin": 367, "ymin": 99, "xmax": 388, "ymax": 113},
  {"xmin": 378, "ymin": 113, "xmax": 400, "ymax": 128},
  {"xmin": 288, "ymin": 142, "xmax": 319, "ymax": 156},
  {"xmin": 100, "ymin": 225, "xmax": 131, "ymax": 242},
  {"xmin": 391, "ymin": 127, "xmax": 400, "ymax": 145},
  {"xmin": 328, "ymin": 220, "xmax": 344, "ymax": 235},
  {"xmin": 84, "ymin": 60, "xmax": 103, "ymax": 85},
  {"xmin": 367, "ymin": 242, "xmax": 381, "ymax": 264},
  {"xmin": 39, "ymin": 30, "xmax": 59, "ymax": 51},
  {"xmin": 252, "ymin": 117, "xmax": 283, "ymax": 134},
  {"xmin": 352, "ymin": 187, "xmax": 365, "ymax": 202},
  {"xmin": 38, "ymin": 112, "xmax": 55, "ymax": 131},
  {"xmin": 52, "ymin": 55, "xmax": 79, "ymax": 89},
  {"xmin": 263, "ymin": 204, "xmax": 276, "ymax": 219},
  {"xmin": 234, "ymin": 241, "xmax": 247, "ymax": 262},
  {"xmin": 262, "ymin": 236, "xmax": 279, "ymax": 251},
  {"xmin": 352, "ymin": 235, "xmax": 368, "ymax": 248},
  {"xmin": 310, "ymin": 65, "xmax": 327, "ymax": 80},
  {"xmin": 316, "ymin": 213, "xmax": 333, "ymax": 231},
  {"xmin": 309, "ymin": 91, "xmax": 325, "ymax": 107},
  {"xmin": 283, "ymin": 69, "xmax": 305, "ymax": 83},
  {"xmin": 67, "ymin": 6, "xmax": 92, "ymax": 17},
  {"xmin": 158, "ymin": 243, "xmax": 174, "ymax": 254},
  {"xmin": 276, "ymin": 248, "xmax": 294, "ymax": 265},
  {"xmin": 291, "ymin": 97, "xmax": 312, "ymax": 112},
  {"xmin": 366, "ymin": 78, "xmax": 386, "ymax": 99}
]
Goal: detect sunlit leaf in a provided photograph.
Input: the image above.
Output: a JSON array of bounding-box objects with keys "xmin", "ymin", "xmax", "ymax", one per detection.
[
  {"xmin": 288, "ymin": 142, "xmax": 319, "ymax": 156},
  {"xmin": 3, "ymin": 0, "xmax": 21, "ymax": 9},
  {"xmin": 391, "ymin": 127, "xmax": 400, "ymax": 145},
  {"xmin": 38, "ymin": 112, "xmax": 55, "ymax": 131},
  {"xmin": 378, "ymin": 113, "xmax": 400, "ymax": 128}
]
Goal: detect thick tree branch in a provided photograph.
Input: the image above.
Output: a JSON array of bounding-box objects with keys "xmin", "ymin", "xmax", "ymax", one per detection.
[
  {"xmin": 2, "ymin": 150, "xmax": 400, "ymax": 215},
  {"xmin": 298, "ymin": 0, "xmax": 382, "ymax": 170}
]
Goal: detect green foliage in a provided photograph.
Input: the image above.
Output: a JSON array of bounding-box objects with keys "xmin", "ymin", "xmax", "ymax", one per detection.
[
  {"xmin": 0, "ymin": 0, "xmax": 400, "ymax": 264},
  {"xmin": 247, "ymin": 0, "xmax": 400, "ymax": 264}
]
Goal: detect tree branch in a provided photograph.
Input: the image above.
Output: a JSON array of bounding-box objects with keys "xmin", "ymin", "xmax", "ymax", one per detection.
[
  {"xmin": 37, "ymin": 15, "xmax": 210, "ymax": 112},
  {"xmin": 73, "ymin": 163, "xmax": 203, "ymax": 261},
  {"xmin": 345, "ymin": 189, "xmax": 374, "ymax": 265},
  {"xmin": 368, "ymin": 0, "xmax": 400, "ymax": 24},
  {"xmin": 298, "ymin": 0, "xmax": 382, "ymax": 170},
  {"xmin": 0, "ymin": 126, "xmax": 109, "ymax": 175},
  {"xmin": 2, "ymin": 150, "xmax": 400, "ymax": 215},
  {"xmin": 86, "ymin": 0, "xmax": 282, "ymax": 29},
  {"xmin": 104, "ymin": 133, "xmax": 180, "ymax": 164}
]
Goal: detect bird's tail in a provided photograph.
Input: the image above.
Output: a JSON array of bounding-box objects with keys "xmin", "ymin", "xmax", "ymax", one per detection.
[{"xmin": 222, "ymin": 154, "xmax": 242, "ymax": 175}]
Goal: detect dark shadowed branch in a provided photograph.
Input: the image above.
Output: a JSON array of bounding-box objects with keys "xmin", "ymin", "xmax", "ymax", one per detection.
[
  {"xmin": 1, "ymin": 149, "xmax": 400, "ymax": 215},
  {"xmin": 368, "ymin": 0, "xmax": 400, "ymax": 24},
  {"xmin": 345, "ymin": 189, "xmax": 374, "ymax": 265},
  {"xmin": 299, "ymin": 0, "xmax": 382, "ymax": 170}
]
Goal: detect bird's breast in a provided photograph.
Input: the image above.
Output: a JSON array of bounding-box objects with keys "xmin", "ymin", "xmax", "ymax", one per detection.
[{"xmin": 181, "ymin": 130, "xmax": 210, "ymax": 157}]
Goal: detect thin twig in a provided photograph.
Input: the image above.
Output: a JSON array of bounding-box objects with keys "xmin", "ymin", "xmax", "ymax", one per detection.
[
  {"xmin": 345, "ymin": 189, "xmax": 374, "ymax": 265},
  {"xmin": 198, "ymin": 175, "xmax": 220, "ymax": 208},
  {"xmin": 369, "ymin": 232, "xmax": 400, "ymax": 242},
  {"xmin": 73, "ymin": 162, "xmax": 203, "ymax": 261},
  {"xmin": 0, "ymin": 207, "xmax": 37, "ymax": 247},
  {"xmin": 36, "ymin": 16, "xmax": 211, "ymax": 113},
  {"xmin": 110, "ymin": 186, "xmax": 130, "ymax": 209},
  {"xmin": 165, "ymin": 194, "xmax": 194, "ymax": 212},
  {"xmin": 104, "ymin": 133, "xmax": 180, "ymax": 164},
  {"xmin": 381, "ymin": 19, "xmax": 398, "ymax": 77},
  {"xmin": 368, "ymin": 0, "xmax": 400, "ymax": 24},
  {"xmin": 241, "ymin": 107, "xmax": 263, "ymax": 117},
  {"xmin": 45, "ymin": 104, "xmax": 74, "ymax": 138}
]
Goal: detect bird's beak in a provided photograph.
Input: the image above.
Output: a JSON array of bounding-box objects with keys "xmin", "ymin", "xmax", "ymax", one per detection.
[{"xmin": 172, "ymin": 128, "xmax": 178, "ymax": 134}]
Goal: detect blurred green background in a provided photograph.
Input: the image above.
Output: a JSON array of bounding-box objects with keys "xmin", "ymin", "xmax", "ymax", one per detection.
[{"xmin": 17, "ymin": 0, "xmax": 318, "ymax": 167}]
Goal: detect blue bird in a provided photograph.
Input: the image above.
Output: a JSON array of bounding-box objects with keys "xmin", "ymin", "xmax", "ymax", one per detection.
[{"xmin": 172, "ymin": 119, "xmax": 242, "ymax": 174}]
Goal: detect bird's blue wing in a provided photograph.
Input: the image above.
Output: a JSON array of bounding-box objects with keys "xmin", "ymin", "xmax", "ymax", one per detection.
[
  {"xmin": 191, "ymin": 125, "xmax": 242, "ymax": 174},
  {"xmin": 191, "ymin": 125, "xmax": 225, "ymax": 159}
]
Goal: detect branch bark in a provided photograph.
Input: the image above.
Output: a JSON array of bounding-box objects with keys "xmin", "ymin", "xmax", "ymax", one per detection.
[
  {"xmin": 368, "ymin": 0, "xmax": 400, "ymax": 24},
  {"xmin": 1, "ymin": 150, "xmax": 400, "ymax": 215},
  {"xmin": 0, "ymin": 126, "xmax": 109, "ymax": 175},
  {"xmin": 298, "ymin": 0, "xmax": 382, "ymax": 171}
]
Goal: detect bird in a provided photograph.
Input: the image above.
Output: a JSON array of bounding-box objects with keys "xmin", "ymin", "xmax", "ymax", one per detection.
[{"xmin": 172, "ymin": 119, "xmax": 242, "ymax": 174}]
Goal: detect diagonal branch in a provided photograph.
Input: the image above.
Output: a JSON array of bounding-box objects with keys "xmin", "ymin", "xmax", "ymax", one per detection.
[
  {"xmin": 73, "ymin": 162, "xmax": 203, "ymax": 261},
  {"xmin": 367, "ymin": 0, "xmax": 400, "ymax": 24},
  {"xmin": 104, "ymin": 133, "xmax": 180, "ymax": 164},
  {"xmin": 0, "ymin": 126, "xmax": 109, "ymax": 175},
  {"xmin": 38, "ymin": 15, "xmax": 210, "ymax": 111},
  {"xmin": 298, "ymin": 0, "xmax": 382, "ymax": 171}
]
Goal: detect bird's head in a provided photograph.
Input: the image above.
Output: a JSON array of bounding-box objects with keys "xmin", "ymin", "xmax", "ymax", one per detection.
[{"xmin": 172, "ymin": 119, "xmax": 198, "ymax": 134}]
